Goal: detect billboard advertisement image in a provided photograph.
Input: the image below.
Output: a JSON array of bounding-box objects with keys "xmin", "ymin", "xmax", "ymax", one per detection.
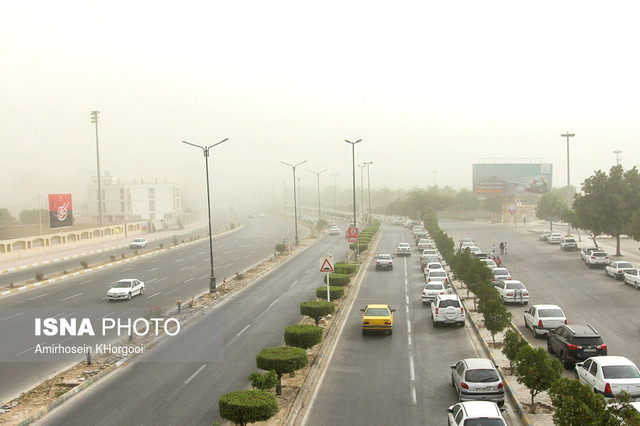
[
  {"xmin": 473, "ymin": 163, "xmax": 553, "ymax": 195},
  {"xmin": 48, "ymin": 193, "xmax": 73, "ymax": 229}
]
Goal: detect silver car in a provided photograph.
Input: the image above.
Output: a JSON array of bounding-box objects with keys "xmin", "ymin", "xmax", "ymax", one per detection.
[
  {"xmin": 421, "ymin": 281, "xmax": 452, "ymax": 304},
  {"xmin": 451, "ymin": 358, "xmax": 505, "ymax": 406}
]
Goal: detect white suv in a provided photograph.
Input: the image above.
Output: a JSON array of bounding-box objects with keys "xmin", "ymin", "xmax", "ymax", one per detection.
[
  {"xmin": 431, "ymin": 294, "xmax": 465, "ymax": 326},
  {"xmin": 585, "ymin": 251, "xmax": 609, "ymax": 268}
]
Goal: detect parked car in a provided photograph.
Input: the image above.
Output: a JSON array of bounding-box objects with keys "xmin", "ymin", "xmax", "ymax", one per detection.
[
  {"xmin": 547, "ymin": 233, "xmax": 563, "ymax": 244},
  {"xmin": 414, "ymin": 231, "xmax": 429, "ymax": 244},
  {"xmin": 539, "ymin": 230, "xmax": 553, "ymax": 241},
  {"xmin": 585, "ymin": 251, "xmax": 610, "ymax": 268},
  {"xmin": 605, "ymin": 261, "xmax": 635, "ymax": 280},
  {"xmin": 451, "ymin": 358, "xmax": 505, "ymax": 406},
  {"xmin": 417, "ymin": 238, "xmax": 434, "ymax": 250},
  {"xmin": 547, "ymin": 324, "xmax": 607, "ymax": 367},
  {"xmin": 491, "ymin": 268, "xmax": 511, "ymax": 286},
  {"xmin": 421, "ymin": 281, "xmax": 452, "ymax": 305},
  {"xmin": 480, "ymin": 258, "xmax": 498, "ymax": 268},
  {"xmin": 459, "ymin": 240, "xmax": 475, "ymax": 250},
  {"xmin": 431, "ymin": 294, "xmax": 465, "ymax": 326},
  {"xmin": 420, "ymin": 254, "xmax": 441, "ymax": 272},
  {"xmin": 129, "ymin": 238, "xmax": 148, "ymax": 249},
  {"xmin": 623, "ymin": 268, "xmax": 640, "ymax": 289},
  {"xmin": 524, "ymin": 304, "xmax": 567, "ymax": 338},
  {"xmin": 580, "ymin": 246, "xmax": 601, "ymax": 262},
  {"xmin": 360, "ymin": 304, "xmax": 395, "ymax": 335},
  {"xmin": 467, "ymin": 246, "xmax": 482, "ymax": 256},
  {"xmin": 446, "ymin": 401, "xmax": 506, "ymax": 426},
  {"xmin": 107, "ymin": 279, "xmax": 145, "ymax": 301},
  {"xmin": 426, "ymin": 269, "xmax": 450, "ymax": 285},
  {"xmin": 423, "ymin": 261, "xmax": 444, "ymax": 276},
  {"xmin": 396, "ymin": 242, "xmax": 412, "ymax": 256},
  {"xmin": 375, "ymin": 254, "xmax": 393, "ymax": 271},
  {"xmin": 560, "ymin": 237, "xmax": 578, "ymax": 251},
  {"xmin": 575, "ymin": 356, "xmax": 640, "ymax": 400},
  {"xmin": 495, "ymin": 280, "xmax": 529, "ymax": 305}
]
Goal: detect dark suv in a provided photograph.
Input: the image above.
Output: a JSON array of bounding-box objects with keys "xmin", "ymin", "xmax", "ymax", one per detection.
[{"xmin": 546, "ymin": 324, "xmax": 607, "ymax": 367}]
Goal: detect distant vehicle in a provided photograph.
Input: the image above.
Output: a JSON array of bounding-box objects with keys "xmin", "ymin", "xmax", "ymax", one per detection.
[
  {"xmin": 585, "ymin": 251, "xmax": 609, "ymax": 268},
  {"xmin": 431, "ymin": 294, "xmax": 465, "ymax": 327},
  {"xmin": 539, "ymin": 230, "xmax": 553, "ymax": 241},
  {"xmin": 129, "ymin": 238, "xmax": 148, "ymax": 249},
  {"xmin": 623, "ymin": 268, "xmax": 640, "ymax": 289},
  {"xmin": 328, "ymin": 225, "xmax": 341, "ymax": 236},
  {"xmin": 396, "ymin": 242, "xmax": 412, "ymax": 256},
  {"xmin": 560, "ymin": 237, "xmax": 578, "ymax": 251},
  {"xmin": 361, "ymin": 304, "xmax": 395, "ymax": 335},
  {"xmin": 575, "ymin": 356, "xmax": 640, "ymax": 400},
  {"xmin": 495, "ymin": 280, "xmax": 529, "ymax": 305},
  {"xmin": 417, "ymin": 239, "xmax": 434, "ymax": 250},
  {"xmin": 393, "ymin": 218, "xmax": 404, "ymax": 226},
  {"xmin": 451, "ymin": 358, "xmax": 505, "ymax": 406},
  {"xmin": 107, "ymin": 279, "xmax": 145, "ymax": 301},
  {"xmin": 547, "ymin": 233, "xmax": 563, "ymax": 244},
  {"xmin": 420, "ymin": 254, "xmax": 441, "ymax": 271},
  {"xmin": 375, "ymin": 254, "xmax": 393, "ymax": 271},
  {"xmin": 605, "ymin": 261, "xmax": 635, "ymax": 280},
  {"xmin": 524, "ymin": 304, "xmax": 567, "ymax": 338},
  {"xmin": 480, "ymin": 258, "xmax": 498, "ymax": 269},
  {"xmin": 459, "ymin": 241, "xmax": 475, "ymax": 250},
  {"xmin": 467, "ymin": 246, "xmax": 482, "ymax": 256},
  {"xmin": 580, "ymin": 246, "xmax": 600, "ymax": 262},
  {"xmin": 446, "ymin": 401, "xmax": 506, "ymax": 426}
]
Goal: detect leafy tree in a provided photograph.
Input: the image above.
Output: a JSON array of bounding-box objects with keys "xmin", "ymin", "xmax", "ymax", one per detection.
[
  {"xmin": 284, "ymin": 324, "xmax": 323, "ymax": 349},
  {"xmin": 478, "ymin": 297, "xmax": 512, "ymax": 344},
  {"xmin": 219, "ymin": 389, "xmax": 278, "ymax": 426},
  {"xmin": 502, "ymin": 329, "xmax": 529, "ymax": 369},
  {"xmin": 535, "ymin": 192, "xmax": 567, "ymax": 231},
  {"xmin": 248, "ymin": 370, "xmax": 278, "ymax": 391},
  {"xmin": 256, "ymin": 346, "xmax": 308, "ymax": 395},
  {"xmin": 0, "ymin": 208, "xmax": 18, "ymax": 225},
  {"xmin": 514, "ymin": 345, "xmax": 562, "ymax": 406},
  {"xmin": 19, "ymin": 208, "xmax": 49, "ymax": 225},
  {"xmin": 573, "ymin": 165, "xmax": 640, "ymax": 255},
  {"xmin": 300, "ymin": 301, "xmax": 335, "ymax": 325},
  {"xmin": 455, "ymin": 189, "xmax": 479, "ymax": 213}
]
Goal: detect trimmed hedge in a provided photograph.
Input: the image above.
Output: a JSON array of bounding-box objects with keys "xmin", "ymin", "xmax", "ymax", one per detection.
[
  {"xmin": 323, "ymin": 273, "xmax": 351, "ymax": 286},
  {"xmin": 300, "ymin": 300, "xmax": 335, "ymax": 325},
  {"xmin": 316, "ymin": 286, "xmax": 345, "ymax": 300},
  {"xmin": 334, "ymin": 262, "xmax": 358, "ymax": 275},
  {"xmin": 219, "ymin": 389, "xmax": 278, "ymax": 425},
  {"xmin": 349, "ymin": 242, "xmax": 369, "ymax": 252},
  {"xmin": 256, "ymin": 346, "xmax": 309, "ymax": 395},
  {"xmin": 284, "ymin": 324, "xmax": 324, "ymax": 349}
]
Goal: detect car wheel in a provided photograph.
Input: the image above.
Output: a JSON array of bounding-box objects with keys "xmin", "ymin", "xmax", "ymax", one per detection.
[
  {"xmin": 560, "ymin": 351, "xmax": 570, "ymax": 367},
  {"xmin": 588, "ymin": 263, "xmax": 593, "ymax": 269},
  {"xmin": 432, "ymin": 318, "xmax": 438, "ymax": 327},
  {"xmin": 388, "ymin": 329, "xmax": 393, "ymax": 335},
  {"xmin": 362, "ymin": 329, "xmax": 366, "ymax": 335},
  {"xmin": 140, "ymin": 287, "xmax": 144, "ymax": 295},
  {"xmin": 547, "ymin": 339, "xmax": 554, "ymax": 354},
  {"xmin": 523, "ymin": 301, "xmax": 528, "ymax": 305},
  {"xmin": 127, "ymin": 292, "xmax": 132, "ymax": 300},
  {"xmin": 497, "ymin": 400, "xmax": 505, "ymax": 408},
  {"xmin": 500, "ymin": 296, "xmax": 505, "ymax": 304},
  {"xmin": 108, "ymin": 299, "xmax": 113, "ymax": 302},
  {"xmin": 458, "ymin": 321, "xmax": 464, "ymax": 327},
  {"xmin": 390, "ymin": 266, "xmax": 393, "ymax": 270},
  {"xmin": 574, "ymin": 370, "xmax": 580, "ymax": 380},
  {"xmin": 532, "ymin": 327, "xmax": 538, "ymax": 338}
]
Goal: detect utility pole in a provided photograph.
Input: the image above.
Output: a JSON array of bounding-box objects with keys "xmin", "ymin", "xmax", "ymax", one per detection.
[
  {"xmin": 332, "ymin": 173, "xmax": 339, "ymax": 217},
  {"xmin": 90, "ymin": 111, "xmax": 103, "ymax": 227},
  {"xmin": 613, "ymin": 150, "xmax": 622, "ymax": 166},
  {"xmin": 281, "ymin": 161, "xmax": 307, "ymax": 245},
  {"xmin": 363, "ymin": 162, "xmax": 373, "ymax": 222},
  {"xmin": 345, "ymin": 139, "xmax": 362, "ymax": 257},
  {"xmin": 309, "ymin": 169, "xmax": 327, "ymax": 223},
  {"xmin": 561, "ymin": 131, "xmax": 575, "ymax": 209}
]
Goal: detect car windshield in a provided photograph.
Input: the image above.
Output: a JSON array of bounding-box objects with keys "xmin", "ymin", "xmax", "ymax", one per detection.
[
  {"xmin": 364, "ymin": 308, "xmax": 390, "ymax": 316},
  {"xmin": 602, "ymin": 365, "xmax": 640, "ymax": 379},
  {"xmin": 465, "ymin": 369, "xmax": 499, "ymax": 382},
  {"xmin": 430, "ymin": 271, "xmax": 446, "ymax": 277},
  {"xmin": 572, "ymin": 337, "xmax": 603, "ymax": 346},
  {"xmin": 425, "ymin": 284, "xmax": 444, "ymax": 290},
  {"xmin": 439, "ymin": 300, "xmax": 460, "ymax": 308},
  {"xmin": 493, "ymin": 269, "xmax": 508, "ymax": 276},
  {"xmin": 133, "ymin": 239, "xmax": 144, "ymax": 242},
  {"xmin": 398, "ymin": 243, "xmax": 409, "ymax": 247},
  {"xmin": 617, "ymin": 262, "xmax": 633, "ymax": 268},
  {"xmin": 564, "ymin": 239, "xmax": 575, "ymax": 243},
  {"xmin": 378, "ymin": 255, "xmax": 392, "ymax": 260},
  {"xmin": 423, "ymin": 256, "xmax": 439, "ymax": 262},
  {"xmin": 427, "ymin": 264, "xmax": 442, "ymax": 269},
  {"xmin": 538, "ymin": 309, "xmax": 564, "ymax": 317},
  {"xmin": 112, "ymin": 281, "xmax": 133, "ymax": 288},
  {"xmin": 593, "ymin": 252, "xmax": 608, "ymax": 257},
  {"xmin": 506, "ymin": 282, "xmax": 525, "ymax": 289}
]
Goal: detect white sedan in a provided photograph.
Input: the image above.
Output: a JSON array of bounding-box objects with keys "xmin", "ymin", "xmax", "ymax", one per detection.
[
  {"xmin": 575, "ymin": 356, "xmax": 640, "ymax": 400},
  {"xmin": 107, "ymin": 279, "xmax": 145, "ymax": 301},
  {"xmin": 605, "ymin": 261, "xmax": 635, "ymax": 280},
  {"xmin": 396, "ymin": 242, "xmax": 412, "ymax": 256},
  {"xmin": 523, "ymin": 304, "xmax": 567, "ymax": 338},
  {"xmin": 623, "ymin": 269, "xmax": 640, "ymax": 289},
  {"xmin": 495, "ymin": 280, "xmax": 529, "ymax": 305}
]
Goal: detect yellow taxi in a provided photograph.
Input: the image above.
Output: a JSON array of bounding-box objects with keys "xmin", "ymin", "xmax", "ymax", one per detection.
[{"xmin": 361, "ymin": 304, "xmax": 395, "ymax": 335}]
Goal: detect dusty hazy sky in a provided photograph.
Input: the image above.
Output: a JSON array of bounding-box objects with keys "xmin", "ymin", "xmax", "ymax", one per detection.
[{"xmin": 2, "ymin": 1, "xmax": 639, "ymax": 213}]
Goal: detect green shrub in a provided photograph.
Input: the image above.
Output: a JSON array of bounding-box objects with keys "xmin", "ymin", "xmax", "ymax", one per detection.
[
  {"xmin": 300, "ymin": 301, "xmax": 335, "ymax": 325},
  {"xmin": 256, "ymin": 346, "xmax": 308, "ymax": 395},
  {"xmin": 219, "ymin": 389, "xmax": 278, "ymax": 425},
  {"xmin": 334, "ymin": 262, "xmax": 358, "ymax": 275},
  {"xmin": 248, "ymin": 370, "xmax": 278, "ymax": 391},
  {"xmin": 284, "ymin": 324, "xmax": 323, "ymax": 349},
  {"xmin": 80, "ymin": 260, "xmax": 89, "ymax": 269},
  {"xmin": 323, "ymin": 273, "xmax": 350, "ymax": 286},
  {"xmin": 349, "ymin": 242, "xmax": 369, "ymax": 252},
  {"xmin": 316, "ymin": 286, "xmax": 345, "ymax": 300}
]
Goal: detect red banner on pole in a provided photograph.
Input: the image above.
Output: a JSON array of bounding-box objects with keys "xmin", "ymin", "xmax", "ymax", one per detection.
[
  {"xmin": 347, "ymin": 227, "xmax": 359, "ymax": 243},
  {"xmin": 48, "ymin": 194, "xmax": 73, "ymax": 229}
]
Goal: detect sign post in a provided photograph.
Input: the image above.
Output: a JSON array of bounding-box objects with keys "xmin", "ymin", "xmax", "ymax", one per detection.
[{"xmin": 320, "ymin": 255, "xmax": 334, "ymax": 302}]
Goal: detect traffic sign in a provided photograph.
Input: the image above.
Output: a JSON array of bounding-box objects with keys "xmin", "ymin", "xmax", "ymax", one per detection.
[
  {"xmin": 347, "ymin": 226, "xmax": 359, "ymax": 243},
  {"xmin": 320, "ymin": 258, "xmax": 334, "ymax": 273}
]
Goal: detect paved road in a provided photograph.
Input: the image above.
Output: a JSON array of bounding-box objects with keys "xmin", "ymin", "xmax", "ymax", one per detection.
[
  {"xmin": 0, "ymin": 214, "xmax": 300, "ymax": 404},
  {"xmin": 302, "ymin": 223, "xmax": 522, "ymax": 425}
]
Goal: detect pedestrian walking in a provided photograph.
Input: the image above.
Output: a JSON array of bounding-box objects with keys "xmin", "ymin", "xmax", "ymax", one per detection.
[
  {"xmin": 522, "ymin": 214, "xmax": 527, "ymax": 227},
  {"xmin": 504, "ymin": 241, "xmax": 508, "ymax": 254},
  {"xmin": 499, "ymin": 241, "xmax": 504, "ymax": 254}
]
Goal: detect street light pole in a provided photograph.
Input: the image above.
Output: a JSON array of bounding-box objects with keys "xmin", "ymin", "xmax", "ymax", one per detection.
[
  {"xmin": 310, "ymin": 169, "xmax": 327, "ymax": 223},
  {"xmin": 183, "ymin": 138, "xmax": 229, "ymax": 293},
  {"xmin": 345, "ymin": 139, "xmax": 362, "ymax": 255},
  {"xmin": 364, "ymin": 162, "xmax": 373, "ymax": 222},
  {"xmin": 357, "ymin": 164, "xmax": 364, "ymax": 222},
  {"xmin": 281, "ymin": 161, "xmax": 307, "ymax": 245},
  {"xmin": 90, "ymin": 111, "xmax": 103, "ymax": 227},
  {"xmin": 561, "ymin": 131, "xmax": 575, "ymax": 209},
  {"xmin": 332, "ymin": 173, "xmax": 339, "ymax": 217}
]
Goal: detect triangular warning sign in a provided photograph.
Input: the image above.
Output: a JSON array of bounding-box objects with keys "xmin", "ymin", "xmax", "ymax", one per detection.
[{"xmin": 320, "ymin": 258, "xmax": 334, "ymax": 272}]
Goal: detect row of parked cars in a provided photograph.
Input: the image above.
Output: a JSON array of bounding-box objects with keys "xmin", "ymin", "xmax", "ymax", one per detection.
[{"xmin": 535, "ymin": 230, "xmax": 640, "ymax": 402}]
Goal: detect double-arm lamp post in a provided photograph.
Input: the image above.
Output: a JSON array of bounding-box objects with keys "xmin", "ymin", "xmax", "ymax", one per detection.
[
  {"xmin": 281, "ymin": 160, "xmax": 307, "ymax": 245},
  {"xmin": 182, "ymin": 138, "xmax": 229, "ymax": 293}
]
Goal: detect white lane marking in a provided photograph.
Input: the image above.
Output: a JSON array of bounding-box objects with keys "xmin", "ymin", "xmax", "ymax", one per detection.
[
  {"xmin": 411, "ymin": 384, "xmax": 417, "ymax": 405},
  {"xmin": 77, "ymin": 280, "xmax": 93, "ymax": 286},
  {"xmin": 198, "ymin": 251, "xmax": 207, "ymax": 255},
  {"xmin": 149, "ymin": 267, "xmax": 159, "ymax": 272},
  {"xmin": 156, "ymin": 277, "xmax": 167, "ymax": 283},
  {"xmin": 184, "ymin": 364, "xmax": 207, "ymax": 384},
  {"xmin": 233, "ymin": 257, "xmax": 241, "ymax": 261},
  {"xmin": 185, "ymin": 277, "xmax": 195, "ymax": 284},
  {"xmin": 29, "ymin": 293, "xmax": 50, "ymax": 301},
  {"xmin": 203, "ymin": 258, "xmax": 210, "ymax": 262},
  {"xmin": 175, "ymin": 258, "xmax": 185, "ymax": 262},
  {"xmin": 121, "ymin": 267, "xmax": 133, "ymax": 272},
  {"xmin": 409, "ymin": 355, "xmax": 416, "ymax": 381},
  {"xmin": 221, "ymin": 262, "xmax": 233, "ymax": 268},
  {"xmin": 223, "ymin": 250, "xmax": 231, "ymax": 254},
  {"xmin": 60, "ymin": 293, "xmax": 83, "ymax": 301},
  {"xmin": 199, "ymin": 274, "xmax": 208, "ymax": 280},
  {"xmin": 166, "ymin": 289, "xmax": 178, "ymax": 295},
  {"xmin": 237, "ymin": 324, "xmax": 250, "ymax": 336},
  {"xmin": 179, "ymin": 266, "xmax": 190, "ymax": 271},
  {"xmin": 290, "ymin": 280, "xmax": 298, "ymax": 288},
  {"xmin": 101, "ymin": 312, "xmax": 115, "ymax": 319},
  {"xmin": 406, "ymin": 295, "xmax": 409, "ymax": 305},
  {"xmin": 305, "ymin": 268, "xmax": 311, "ymax": 274},
  {"xmin": 17, "ymin": 343, "xmax": 47, "ymax": 356},
  {"xmin": 408, "ymin": 335, "xmax": 412, "ymax": 346},
  {"xmin": 147, "ymin": 292, "xmax": 162, "ymax": 299},
  {"xmin": 407, "ymin": 319, "xmax": 412, "ymax": 334},
  {"xmin": 1, "ymin": 311, "xmax": 27, "ymax": 321},
  {"xmin": 269, "ymin": 296, "xmax": 282, "ymax": 308}
]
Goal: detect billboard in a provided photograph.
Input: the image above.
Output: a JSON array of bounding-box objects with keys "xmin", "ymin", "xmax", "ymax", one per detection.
[
  {"xmin": 48, "ymin": 193, "xmax": 73, "ymax": 229},
  {"xmin": 473, "ymin": 163, "xmax": 552, "ymax": 195}
]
